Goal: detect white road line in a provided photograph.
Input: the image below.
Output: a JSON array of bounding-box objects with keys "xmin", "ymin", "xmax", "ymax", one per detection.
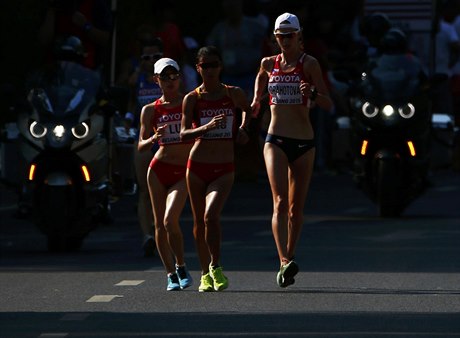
[
  {"xmin": 115, "ymin": 280, "xmax": 145, "ymax": 286},
  {"xmin": 86, "ymin": 295, "xmax": 123, "ymax": 302}
]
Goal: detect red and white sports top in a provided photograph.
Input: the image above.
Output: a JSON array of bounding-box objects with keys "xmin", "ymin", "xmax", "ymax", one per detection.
[
  {"xmin": 152, "ymin": 99, "xmax": 189, "ymax": 146},
  {"xmin": 268, "ymin": 53, "xmax": 308, "ymax": 106},
  {"xmin": 193, "ymin": 85, "xmax": 237, "ymax": 140}
]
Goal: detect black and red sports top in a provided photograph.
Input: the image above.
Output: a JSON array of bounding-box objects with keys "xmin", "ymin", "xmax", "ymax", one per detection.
[
  {"xmin": 193, "ymin": 85, "xmax": 238, "ymax": 140},
  {"xmin": 268, "ymin": 53, "xmax": 308, "ymax": 106}
]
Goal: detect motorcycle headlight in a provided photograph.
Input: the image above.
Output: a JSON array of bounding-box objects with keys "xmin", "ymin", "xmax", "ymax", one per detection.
[
  {"xmin": 398, "ymin": 103, "xmax": 415, "ymax": 119},
  {"xmin": 382, "ymin": 105, "xmax": 395, "ymax": 117},
  {"xmin": 52, "ymin": 125, "xmax": 66, "ymax": 140},
  {"xmin": 29, "ymin": 121, "xmax": 47, "ymax": 138},
  {"xmin": 72, "ymin": 121, "xmax": 90, "ymax": 139},
  {"xmin": 362, "ymin": 102, "xmax": 379, "ymax": 118}
]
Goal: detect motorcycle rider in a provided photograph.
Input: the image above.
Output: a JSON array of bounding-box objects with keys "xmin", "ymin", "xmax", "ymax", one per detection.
[
  {"xmin": 26, "ymin": 36, "xmax": 92, "ymax": 89},
  {"xmin": 367, "ymin": 28, "xmax": 428, "ymax": 98}
]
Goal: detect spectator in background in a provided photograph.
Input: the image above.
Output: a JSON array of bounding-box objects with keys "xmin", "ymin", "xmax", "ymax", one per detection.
[
  {"xmin": 116, "ymin": 26, "xmax": 157, "ymax": 87},
  {"xmin": 206, "ymin": 0, "xmax": 266, "ymax": 181},
  {"xmin": 38, "ymin": 0, "xmax": 112, "ymax": 74},
  {"xmin": 115, "ymin": 112, "xmax": 137, "ymax": 144},
  {"xmin": 114, "ymin": 31, "xmax": 161, "ymax": 199},
  {"xmin": 181, "ymin": 37, "xmax": 200, "ymax": 93},
  {"xmin": 448, "ymin": 1, "xmax": 460, "ymax": 125},
  {"xmin": 117, "ymin": 1, "xmax": 186, "ymax": 87},
  {"xmin": 206, "ymin": 0, "xmax": 266, "ymax": 98},
  {"xmin": 142, "ymin": 1, "xmax": 186, "ymax": 63},
  {"xmin": 432, "ymin": 0, "xmax": 460, "ymax": 116},
  {"xmin": 244, "ymin": 0, "xmax": 270, "ymax": 32},
  {"xmin": 448, "ymin": 0, "xmax": 460, "ymax": 171},
  {"xmin": 126, "ymin": 38, "xmax": 164, "ymax": 112},
  {"xmin": 114, "ymin": 112, "xmax": 137, "ymax": 196},
  {"xmin": 302, "ymin": 5, "xmax": 337, "ymax": 172},
  {"xmin": 129, "ymin": 38, "xmax": 164, "ymax": 257}
]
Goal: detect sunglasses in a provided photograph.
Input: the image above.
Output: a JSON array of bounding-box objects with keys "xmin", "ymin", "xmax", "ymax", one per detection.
[
  {"xmin": 274, "ymin": 30, "xmax": 300, "ymax": 39},
  {"xmin": 197, "ymin": 61, "xmax": 220, "ymax": 69},
  {"xmin": 141, "ymin": 53, "xmax": 163, "ymax": 61},
  {"xmin": 159, "ymin": 73, "xmax": 180, "ymax": 81}
]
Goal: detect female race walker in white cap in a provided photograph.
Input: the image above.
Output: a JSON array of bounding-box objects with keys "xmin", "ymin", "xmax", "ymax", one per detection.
[
  {"xmin": 251, "ymin": 13, "xmax": 333, "ymax": 287},
  {"xmin": 138, "ymin": 57, "xmax": 194, "ymax": 291}
]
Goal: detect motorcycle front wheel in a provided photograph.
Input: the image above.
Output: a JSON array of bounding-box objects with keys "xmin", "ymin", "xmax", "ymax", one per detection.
[
  {"xmin": 376, "ymin": 159, "xmax": 403, "ymax": 217},
  {"xmin": 47, "ymin": 234, "xmax": 84, "ymax": 252}
]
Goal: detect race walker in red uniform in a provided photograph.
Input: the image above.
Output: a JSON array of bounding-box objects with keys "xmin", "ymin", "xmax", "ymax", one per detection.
[
  {"xmin": 180, "ymin": 46, "xmax": 252, "ymax": 292},
  {"xmin": 266, "ymin": 52, "xmax": 316, "ymax": 162},
  {"xmin": 187, "ymin": 85, "xmax": 239, "ymax": 183},
  {"xmin": 251, "ymin": 13, "xmax": 333, "ymax": 288},
  {"xmin": 148, "ymin": 99, "xmax": 191, "ymax": 186},
  {"xmin": 138, "ymin": 58, "xmax": 194, "ymax": 291},
  {"xmin": 268, "ymin": 53, "xmax": 309, "ymax": 106}
]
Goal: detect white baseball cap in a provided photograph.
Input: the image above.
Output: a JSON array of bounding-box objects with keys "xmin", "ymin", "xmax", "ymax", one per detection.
[
  {"xmin": 274, "ymin": 13, "xmax": 300, "ymax": 32},
  {"xmin": 154, "ymin": 58, "xmax": 180, "ymax": 74}
]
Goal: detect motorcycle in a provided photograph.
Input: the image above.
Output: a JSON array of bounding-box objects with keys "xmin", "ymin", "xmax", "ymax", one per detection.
[
  {"xmin": 348, "ymin": 51, "xmax": 432, "ymax": 217},
  {"xmin": 16, "ymin": 58, "xmax": 115, "ymax": 251}
]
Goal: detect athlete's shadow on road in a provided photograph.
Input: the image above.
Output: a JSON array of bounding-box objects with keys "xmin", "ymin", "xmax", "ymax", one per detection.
[{"xmin": 2, "ymin": 311, "xmax": 459, "ymax": 337}]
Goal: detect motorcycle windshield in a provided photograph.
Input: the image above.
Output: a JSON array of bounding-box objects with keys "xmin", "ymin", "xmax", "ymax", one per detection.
[{"xmin": 31, "ymin": 61, "xmax": 101, "ymax": 118}]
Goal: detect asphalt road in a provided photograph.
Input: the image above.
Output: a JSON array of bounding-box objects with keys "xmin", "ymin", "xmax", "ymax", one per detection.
[{"xmin": 1, "ymin": 168, "xmax": 459, "ymax": 338}]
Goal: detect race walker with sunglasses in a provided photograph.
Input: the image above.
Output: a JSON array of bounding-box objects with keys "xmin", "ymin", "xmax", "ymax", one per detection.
[
  {"xmin": 197, "ymin": 61, "xmax": 221, "ymax": 70},
  {"xmin": 159, "ymin": 73, "xmax": 180, "ymax": 81}
]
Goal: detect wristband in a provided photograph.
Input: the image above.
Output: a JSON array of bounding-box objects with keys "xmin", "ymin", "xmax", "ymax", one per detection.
[
  {"xmin": 239, "ymin": 126, "xmax": 250, "ymax": 134},
  {"xmin": 310, "ymin": 87, "xmax": 318, "ymax": 101}
]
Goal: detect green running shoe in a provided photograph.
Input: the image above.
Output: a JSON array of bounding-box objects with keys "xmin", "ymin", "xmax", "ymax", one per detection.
[
  {"xmin": 209, "ymin": 265, "xmax": 228, "ymax": 291},
  {"xmin": 277, "ymin": 260, "xmax": 299, "ymax": 288},
  {"xmin": 198, "ymin": 273, "xmax": 214, "ymax": 292}
]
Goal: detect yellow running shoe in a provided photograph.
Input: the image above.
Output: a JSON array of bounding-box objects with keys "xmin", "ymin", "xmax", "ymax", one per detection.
[
  {"xmin": 277, "ymin": 260, "xmax": 298, "ymax": 288},
  {"xmin": 198, "ymin": 273, "xmax": 214, "ymax": 292},
  {"xmin": 209, "ymin": 264, "xmax": 228, "ymax": 291}
]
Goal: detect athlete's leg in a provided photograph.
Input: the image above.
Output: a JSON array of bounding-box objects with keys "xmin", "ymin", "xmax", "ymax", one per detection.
[
  {"xmin": 134, "ymin": 149, "xmax": 154, "ymax": 239},
  {"xmin": 263, "ymin": 142, "xmax": 290, "ymax": 264},
  {"xmin": 204, "ymin": 173, "xmax": 234, "ymax": 266},
  {"xmin": 287, "ymin": 148, "xmax": 315, "ymax": 259},
  {"xmin": 186, "ymin": 169, "xmax": 211, "ymax": 274},
  {"xmin": 164, "ymin": 179, "xmax": 189, "ymax": 266},
  {"xmin": 147, "ymin": 167, "xmax": 174, "ymax": 273}
]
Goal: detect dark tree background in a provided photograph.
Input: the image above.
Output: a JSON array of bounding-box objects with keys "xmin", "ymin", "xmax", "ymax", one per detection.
[{"xmin": 0, "ymin": 0, "xmax": 365, "ymax": 125}]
